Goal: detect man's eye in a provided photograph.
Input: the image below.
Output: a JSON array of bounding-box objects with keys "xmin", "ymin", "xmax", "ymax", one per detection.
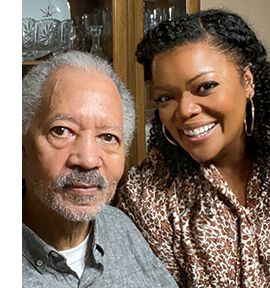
[
  {"xmin": 154, "ymin": 94, "xmax": 173, "ymax": 103},
  {"xmin": 99, "ymin": 134, "xmax": 118, "ymax": 143},
  {"xmin": 197, "ymin": 81, "xmax": 219, "ymax": 95},
  {"xmin": 50, "ymin": 126, "xmax": 73, "ymax": 138}
]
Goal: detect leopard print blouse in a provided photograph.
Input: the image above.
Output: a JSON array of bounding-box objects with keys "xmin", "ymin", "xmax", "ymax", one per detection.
[{"xmin": 117, "ymin": 148, "xmax": 270, "ymax": 287}]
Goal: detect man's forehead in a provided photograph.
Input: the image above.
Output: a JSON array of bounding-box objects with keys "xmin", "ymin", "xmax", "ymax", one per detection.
[
  {"xmin": 42, "ymin": 66, "xmax": 119, "ymax": 100},
  {"xmin": 48, "ymin": 66, "xmax": 113, "ymax": 85},
  {"xmin": 38, "ymin": 66, "xmax": 123, "ymax": 122}
]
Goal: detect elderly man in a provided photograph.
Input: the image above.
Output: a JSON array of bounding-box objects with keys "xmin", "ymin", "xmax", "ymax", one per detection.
[{"xmin": 22, "ymin": 51, "xmax": 177, "ymax": 287}]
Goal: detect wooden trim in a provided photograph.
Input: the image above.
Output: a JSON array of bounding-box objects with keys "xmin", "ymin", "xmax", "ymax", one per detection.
[
  {"xmin": 186, "ymin": 0, "xmax": 200, "ymax": 14},
  {"xmin": 127, "ymin": 0, "xmax": 146, "ymax": 166},
  {"xmin": 112, "ymin": 0, "xmax": 128, "ymax": 85},
  {"xmin": 22, "ymin": 60, "xmax": 39, "ymax": 66}
]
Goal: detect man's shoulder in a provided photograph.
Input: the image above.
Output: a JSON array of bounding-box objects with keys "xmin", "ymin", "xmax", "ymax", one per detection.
[
  {"xmin": 94, "ymin": 205, "xmax": 178, "ymax": 287},
  {"xmin": 98, "ymin": 205, "xmax": 135, "ymax": 226},
  {"xmin": 96, "ymin": 205, "xmax": 154, "ymax": 257},
  {"xmin": 96, "ymin": 205, "xmax": 144, "ymax": 239}
]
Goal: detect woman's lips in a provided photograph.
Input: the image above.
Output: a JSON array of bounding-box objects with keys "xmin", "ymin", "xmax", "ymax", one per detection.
[{"xmin": 183, "ymin": 122, "xmax": 216, "ymax": 137}]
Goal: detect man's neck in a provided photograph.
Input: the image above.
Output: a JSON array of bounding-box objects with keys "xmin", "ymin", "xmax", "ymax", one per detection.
[{"xmin": 22, "ymin": 195, "xmax": 91, "ymax": 251}]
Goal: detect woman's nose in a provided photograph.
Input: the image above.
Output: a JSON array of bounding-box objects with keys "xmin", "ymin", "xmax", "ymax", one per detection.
[
  {"xmin": 174, "ymin": 91, "xmax": 202, "ymax": 120},
  {"xmin": 67, "ymin": 135, "xmax": 103, "ymax": 170}
]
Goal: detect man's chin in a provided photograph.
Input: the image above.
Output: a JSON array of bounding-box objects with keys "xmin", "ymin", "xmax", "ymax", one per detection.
[{"xmin": 51, "ymin": 198, "xmax": 106, "ymax": 222}]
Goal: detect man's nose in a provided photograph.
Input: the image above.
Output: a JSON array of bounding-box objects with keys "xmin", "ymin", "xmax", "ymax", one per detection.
[
  {"xmin": 174, "ymin": 91, "xmax": 202, "ymax": 120},
  {"xmin": 67, "ymin": 134, "xmax": 103, "ymax": 170}
]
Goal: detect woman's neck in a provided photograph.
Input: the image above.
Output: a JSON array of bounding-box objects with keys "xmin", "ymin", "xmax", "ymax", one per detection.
[{"xmin": 214, "ymin": 151, "xmax": 253, "ymax": 206}]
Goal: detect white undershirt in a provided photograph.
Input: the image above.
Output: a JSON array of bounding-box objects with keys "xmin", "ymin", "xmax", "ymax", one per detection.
[{"xmin": 58, "ymin": 233, "xmax": 89, "ymax": 278}]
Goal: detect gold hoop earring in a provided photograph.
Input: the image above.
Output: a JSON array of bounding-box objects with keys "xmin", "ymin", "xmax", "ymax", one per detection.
[
  {"xmin": 162, "ymin": 124, "xmax": 178, "ymax": 146},
  {"xmin": 244, "ymin": 97, "xmax": 255, "ymax": 136}
]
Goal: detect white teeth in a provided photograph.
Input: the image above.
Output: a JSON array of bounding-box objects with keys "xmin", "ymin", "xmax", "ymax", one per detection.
[{"xmin": 183, "ymin": 123, "xmax": 215, "ymax": 137}]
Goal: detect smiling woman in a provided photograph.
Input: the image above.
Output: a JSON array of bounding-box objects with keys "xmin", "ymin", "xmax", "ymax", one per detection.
[{"xmin": 117, "ymin": 8, "xmax": 270, "ymax": 287}]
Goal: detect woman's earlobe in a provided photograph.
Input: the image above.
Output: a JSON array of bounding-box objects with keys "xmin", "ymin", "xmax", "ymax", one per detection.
[
  {"xmin": 246, "ymin": 81, "xmax": 255, "ymax": 100},
  {"xmin": 248, "ymin": 89, "xmax": 255, "ymax": 100},
  {"xmin": 243, "ymin": 65, "xmax": 255, "ymax": 98}
]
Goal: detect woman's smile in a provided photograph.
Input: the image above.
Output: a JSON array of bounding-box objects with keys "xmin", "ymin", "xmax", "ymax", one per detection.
[{"xmin": 182, "ymin": 122, "xmax": 216, "ymax": 137}]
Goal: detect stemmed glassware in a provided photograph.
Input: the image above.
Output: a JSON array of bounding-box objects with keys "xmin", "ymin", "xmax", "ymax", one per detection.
[
  {"xmin": 144, "ymin": 6, "xmax": 176, "ymax": 34},
  {"xmin": 72, "ymin": 10, "xmax": 108, "ymax": 60},
  {"xmin": 87, "ymin": 25, "xmax": 107, "ymax": 59}
]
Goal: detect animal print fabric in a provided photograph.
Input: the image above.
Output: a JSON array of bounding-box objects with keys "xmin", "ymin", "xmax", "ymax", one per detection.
[{"xmin": 117, "ymin": 148, "xmax": 270, "ymax": 287}]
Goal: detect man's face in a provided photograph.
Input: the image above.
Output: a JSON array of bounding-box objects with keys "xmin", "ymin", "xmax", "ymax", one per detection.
[{"xmin": 23, "ymin": 67, "xmax": 125, "ymax": 222}]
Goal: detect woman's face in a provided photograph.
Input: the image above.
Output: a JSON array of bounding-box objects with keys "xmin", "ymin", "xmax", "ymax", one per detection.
[{"xmin": 151, "ymin": 42, "xmax": 254, "ymax": 165}]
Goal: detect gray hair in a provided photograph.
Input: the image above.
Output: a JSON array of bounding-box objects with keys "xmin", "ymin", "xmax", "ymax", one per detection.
[{"xmin": 22, "ymin": 51, "xmax": 135, "ymax": 152}]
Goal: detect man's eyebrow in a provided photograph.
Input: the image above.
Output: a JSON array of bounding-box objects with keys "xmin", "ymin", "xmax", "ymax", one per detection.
[
  {"xmin": 96, "ymin": 124, "xmax": 123, "ymax": 133},
  {"xmin": 49, "ymin": 115, "xmax": 123, "ymax": 132},
  {"xmin": 49, "ymin": 114, "xmax": 78, "ymax": 125}
]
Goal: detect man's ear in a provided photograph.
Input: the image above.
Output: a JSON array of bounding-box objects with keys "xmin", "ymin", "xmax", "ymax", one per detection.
[{"xmin": 243, "ymin": 64, "xmax": 255, "ymax": 99}]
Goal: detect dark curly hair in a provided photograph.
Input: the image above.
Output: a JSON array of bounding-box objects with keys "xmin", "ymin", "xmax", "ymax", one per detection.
[{"xmin": 136, "ymin": 8, "xmax": 270, "ymax": 179}]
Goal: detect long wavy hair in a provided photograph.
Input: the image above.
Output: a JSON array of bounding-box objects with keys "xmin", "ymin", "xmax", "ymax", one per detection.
[{"xmin": 136, "ymin": 8, "xmax": 270, "ymax": 179}]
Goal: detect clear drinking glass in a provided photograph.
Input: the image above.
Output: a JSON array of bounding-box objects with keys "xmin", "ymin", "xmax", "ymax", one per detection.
[
  {"xmin": 72, "ymin": 15, "xmax": 88, "ymax": 51},
  {"xmin": 88, "ymin": 25, "xmax": 107, "ymax": 59},
  {"xmin": 60, "ymin": 19, "xmax": 74, "ymax": 52},
  {"xmin": 22, "ymin": 18, "xmax": 36, "ymax": 60},
  {"xmin": 35, "ymin": 19, "xmax": 61, "ymax": 52}
]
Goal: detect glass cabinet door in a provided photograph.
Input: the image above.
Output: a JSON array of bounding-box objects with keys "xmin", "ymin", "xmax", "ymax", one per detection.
[
  {"xmin": 68, "ymin": 0, "xmax": 113, "ymax": 62},
  {"xmin": 144, "ymin": 0, "xmax": 186, "ymax": 33},
  {"xmin": 68, "ymin": 0, "xmax": 129, "ymax": 86},
  {"xmin": 23, "ymin": 0, "xmax": 129, "ymax": 84}
]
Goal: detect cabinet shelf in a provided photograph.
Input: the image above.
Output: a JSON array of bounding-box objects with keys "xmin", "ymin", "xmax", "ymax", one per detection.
[{"xmin": 22, "ymin": 60, "xmax": 39, "ymax": 66}]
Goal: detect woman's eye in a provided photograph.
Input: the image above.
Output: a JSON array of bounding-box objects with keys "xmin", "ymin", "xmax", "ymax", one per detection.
[
  {"xmin": 99, "ymin": 133, "xmax": 119, "ymax": 143},
  {"xmin": 50, "ymin": 126, "xmax": 73, "ymax": 138},
  {"xmin": 197, "ymin": 81, "xmax": 219, "ymax": 95},
  {"xmin": 154, "ymin": 94, "xmax": 173, "ymax": 103}
]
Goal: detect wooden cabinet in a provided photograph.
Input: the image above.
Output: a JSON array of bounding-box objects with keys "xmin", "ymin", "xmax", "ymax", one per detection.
[{"xmin": 22, "ymin": 0, "xmax": 200, "ymax": 168}]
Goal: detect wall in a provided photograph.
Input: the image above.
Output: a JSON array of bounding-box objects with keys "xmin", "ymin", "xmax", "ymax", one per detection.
[{"xmin": 200, "ymin": 0, "xmax": 270, "ymax": 55}]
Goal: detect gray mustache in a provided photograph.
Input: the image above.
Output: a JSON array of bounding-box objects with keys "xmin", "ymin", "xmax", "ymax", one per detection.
[{"xmin": 52, "ymin": 168, "xmax": 108, "ymax": 192}]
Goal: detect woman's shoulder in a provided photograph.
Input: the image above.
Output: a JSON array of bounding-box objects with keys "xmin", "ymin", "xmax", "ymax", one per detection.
[
  {"xmin": 117, "ymin": 148, "xmax": 174, "ymax": 212},
  {"xmin": 129, "ymin": 148, "xmax": 169, "ymax": 177}
]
